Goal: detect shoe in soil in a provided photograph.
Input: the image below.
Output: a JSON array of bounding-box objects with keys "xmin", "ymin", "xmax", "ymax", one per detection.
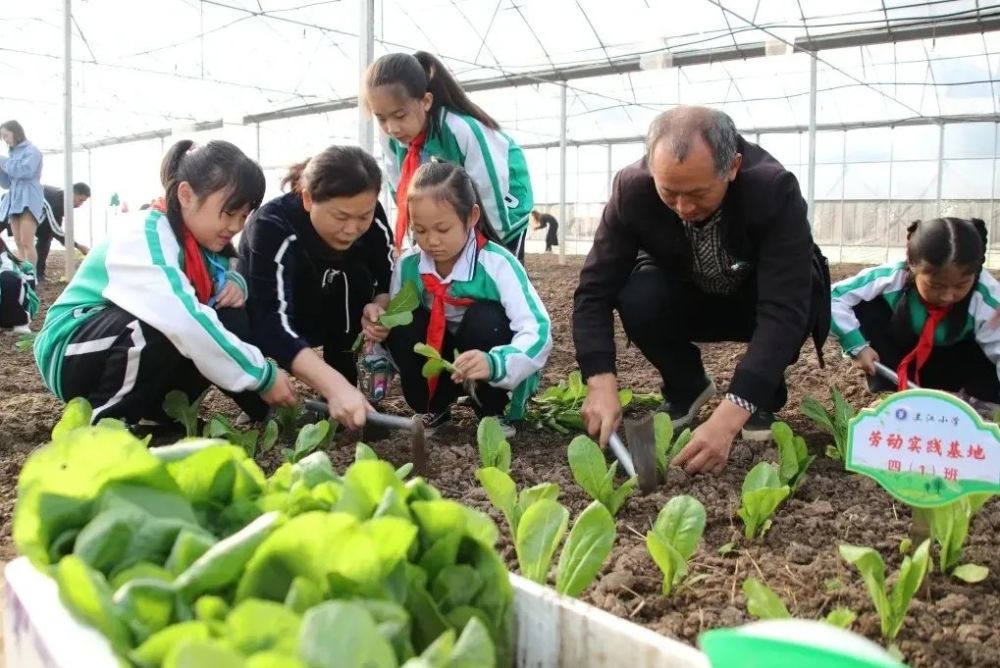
[
  {"xmin": 498, "ymin": 418, "xmax": 517, "ymax": 440},
  {"xmin": 417, "ymin": 409, "xmax": 452, "ymax": 435},
  {"xmin": 656, "ymin": 376, "xmax": 717, "ymax": 429},
  {"xmin": 741, "ymin": 410, "xmax": 776, "ymax": 442},
  {"xmin": 12, "ymin": 324, "xmax": 31, "ymax": 335}
]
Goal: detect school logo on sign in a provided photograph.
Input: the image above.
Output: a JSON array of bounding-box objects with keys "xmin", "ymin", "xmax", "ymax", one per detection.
[{"xmin": 846, "ymin": 389, "xmax": 1000, "ymax": 507}]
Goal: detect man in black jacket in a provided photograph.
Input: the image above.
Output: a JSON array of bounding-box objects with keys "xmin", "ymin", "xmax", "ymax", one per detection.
[
  {"xmin": 37, "ymin": 183, "xmax": 91, "ymax": 281},
  {"xmin": 572, "ymin": 107, "xmax": 829, "ymax": 475}
]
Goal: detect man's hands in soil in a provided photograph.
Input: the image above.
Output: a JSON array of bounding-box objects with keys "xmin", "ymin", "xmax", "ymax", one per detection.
[
  {"xmin": 673, "ymin": 400, "xmax": 750, "ymax": 475},
  {"xmin": 582, "ymin": 373, "xmax": 622, "ymax": 448}
]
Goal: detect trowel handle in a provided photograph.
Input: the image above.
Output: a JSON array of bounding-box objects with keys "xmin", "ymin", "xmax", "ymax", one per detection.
[
  {"xmin": 303, "ymin": 399, "xmax": 415, "ymax": 432},
  {"xmin": 366, "ymin": 412, "xmax": 416, "ymax": 432},
  {"xmin": 607, "ymin": 433, "xmax": 637, "ymax": 478},
  {"xmin": 873, "ymin": 361, "xmax": 921, "ymax": 390}
]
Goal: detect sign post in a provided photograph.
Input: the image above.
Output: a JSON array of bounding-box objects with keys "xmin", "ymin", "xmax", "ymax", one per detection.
[{"xmin": 846, "ymin": 389, "xmax": 1000, "ymax": 507}]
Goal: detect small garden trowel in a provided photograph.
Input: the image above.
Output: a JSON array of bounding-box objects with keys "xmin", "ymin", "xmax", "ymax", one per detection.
[
  {"xmin": 609, "ymin": 416, "xmax": 659, "ymax": 495},
  {"xmin": 303, "ymin": 399, "xmax": 427, "ymax": 475},
  {"xmin": 873, "ymin": 361, "xmax": 1000, "ymax": 420}
]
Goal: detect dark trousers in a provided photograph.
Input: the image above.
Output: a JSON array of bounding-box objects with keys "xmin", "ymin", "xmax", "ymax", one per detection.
[
  {"xmin": 854, "ymin": 299, "xmax": 1000, "ymax": 402},
  {"xmin": 312, "ymin": 266, "xmax": 379, "ymax": 387},
  {"xmin": 387, "ymin": 302, "xmax": 512, "ymax": 416},
  {"xmin": 60, "ymin": 305, "xmax": 269, "ymax": 423},
  {"xmin": 503, "ymin": 229, "xmax": 527, "ymax": 264},
  {"xmin": 617, "ymin": 265, "xmax": 791, "ymax": 411},
  {"xmin": 0, "ymin": 271, "xmax": 30, "ymax": 327},
  {"xmin": 35, "ymin": 222, "xmax": 54, "ymax": 280}
]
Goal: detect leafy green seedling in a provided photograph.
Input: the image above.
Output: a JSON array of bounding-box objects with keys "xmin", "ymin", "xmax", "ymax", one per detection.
[
  {"xmin": 515, "ymin": 499, "xmax": 569, "ymax": 584},
  {"xmin": 204, "ymin": 415, "xmax": 259, "ymax": 457},
  {"xmin": 475, "ymin": 466, "xmax": 558, "ymax": 536},
  {"xmin": 652, "ymin": 412, "xmax": 692, "ymax": 480},
  {"xmin": 743, "ymin": 577, "xmax": 790, "ymax": 619},
  {"xmin": 51, "ymin": 397, "xmax": 94, "ymax": 440},
  {"xmin": 555, "ymin": 500, "xmax": 616, "ymax": 597},
  {"xmin": 413, "ymin": 342, "xmax": 458, "ymax": 379},
  {"xmin": 744, "ymin": 577, "xmax": 855, "ymax": 629},
  {"xmin": 772, "ymin": 421, "xmax": 815, "ymax": 492},
  {"xmin": 567, "ymin": 435, "xmax": 637, "ymax": 516},
  {"xmin": 272, "ymin": 404, "xmax": 305, "ymax": 436},
  {"xmin": 523, "ymin": 371, "xmax": 662, "ymax": 434},
  {"xmin": 918, "ymin": 494, "xmax": 992, "ymax": 582},
  {"xmin": 281, "ymin": 419, "xmax": 334, "ymax": 463},
  {"xmin": 477, "ymin": 417, "xmax": 512, "ymax": 473},
  {"xmin": 259, "ymin": 420, "xmax": 279, "ymax": 454},
  {"xmin": 163, "ymin": 390, "xmax": 202, "ymax": 438},
  {"xmin": 351, "ymin": 281, "xmax": 420, "ymax": 351},
  {"xmin": 646, "ymin": 495, "xmax": 706, "ymax": 596},
  {"xmin": 14, "ymin": 331, "xmax": 36, "ymax": 351},
  {"xmin": 839, "ymin": 539, "xmax": 931, "ymax": 642},
  {"xmin": 737, "ymin": 462, "xmax": 790, "ymax": 540},
  {"xmin": 800, "ymin": 386, "xmax": 855, "ymax": 460}
]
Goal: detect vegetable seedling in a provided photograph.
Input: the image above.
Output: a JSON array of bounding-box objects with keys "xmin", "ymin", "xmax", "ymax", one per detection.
[
  {"xmin": 163, "ymin": 390, "xmax": 202, "ymax": 438},
  {"xmin": 652, "ymin": 412, "xmax": 692, "ymax": 480},
  {"xmin": 14, "ymin": 330, "xmax": 36, "ymax": 351},
  {"xmin": 737, "ymin": 462, "xmax": 790, "ymax": 540},
  {"xmin": 351, "ymin": 281, "xmax": 420, "ymax": 352},
  {"xmin": 772, "ymin": 421, "xmax": 815, "ymax": 493},
  {"xmin": 645, "ymin": 495, "xmax": 705, "ymax": 596},
  {"xmin": 477, "ymin": 417, "xmax": 512, "ymax": 473},
  {"xmin": 839, "ymin": 539, "xmax": 931, "ymax": 642},
  {"xmin": 204, "ymin": 415, "xmax": 259, "ymax": 457},
  {"xmin": 281, "ymin": 419, "xmax": 335, "ymax": 463},
  {"xmin": 524, "ymin": 370, "xmax": 661, "ymax": 434},
  {"xmin": 567, "ymin": 435, "xmax": 638, "ymax": 516},
  {"xmin": 915, "ymin": 494, "xmax": 992, "ymax": 582},
  {"xmin": 800, "ymin": 386, "xmax": 855, "ymax": 461},
  {"xmin": 743, "ymin": 577, "xmax": 856, "ymax": 629}
]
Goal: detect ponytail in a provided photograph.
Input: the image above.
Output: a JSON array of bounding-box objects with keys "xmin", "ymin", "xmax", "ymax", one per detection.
[
  {"xmin": 281, "ymin": 160, "xmax": 309, "ymax": 194},
  {"xmin": 365, "ymin": 52, "xmax": 500, "ymax": 136}
]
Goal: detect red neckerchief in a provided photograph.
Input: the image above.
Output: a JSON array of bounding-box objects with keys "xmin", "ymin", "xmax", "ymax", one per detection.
[
  {"xmin": 897, "ymin": 300, "xmax": 952, "ymax": 390},
  {"xmin": 151, "ymin": 197, "xmax": 213, "ymax": 305},
  {"xmin": 393, "ymin": 130, "xmax": 428, "ymax": 251},
  {"xmin": 419, "ymin": 230, "xmax": 487, "ymax": 401}
]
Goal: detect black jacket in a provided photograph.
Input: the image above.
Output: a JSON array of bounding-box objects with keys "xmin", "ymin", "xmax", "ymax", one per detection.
[
  {"xmin": 572, "ymin": 136, "xmax": 830, "ymax": 408},
  {"xmin": 238, "ymin": 192, "xmax": 393, "ymax": 369}
]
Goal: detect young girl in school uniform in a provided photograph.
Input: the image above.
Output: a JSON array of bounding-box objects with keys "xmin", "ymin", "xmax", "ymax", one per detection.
[
  {"xmin": 0, "ymin": 236, "xmax": 37, "ymax": 334},
  {"xmin": 831, "ymin": 216, "xmax": 1000, "ymax": 402},
  {"xmin": 364, "ymin": 51, "xmax": 534, "ymax": 261},
  {"xmin": 361, "ymin": 161, "xmax": 551, "ymax": 437},
  {"xmin": 34, "ymin": 139, "xmax": 297, "ymax": 426}
]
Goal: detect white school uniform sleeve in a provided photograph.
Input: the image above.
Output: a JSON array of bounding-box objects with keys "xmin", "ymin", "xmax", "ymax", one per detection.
[{"xmin": 830, "ymin": 262, "xmax": 908, "ymax": 354}]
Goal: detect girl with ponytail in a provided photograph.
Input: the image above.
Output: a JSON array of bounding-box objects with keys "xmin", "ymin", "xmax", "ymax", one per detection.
[
  {"xmin": 364, "ymin": 51, "xmax": 534, "ymax": 262},
  {"xmin": 34, "ymin": 139, "xmax": 297, "ymax": 428},
  {"xmin": 361, "ymin": 161, "xmax": 551, "ymax": 437},
  {"xmin": 831, "ymin": 216, "xmax": 1000, "ymax": 402}
]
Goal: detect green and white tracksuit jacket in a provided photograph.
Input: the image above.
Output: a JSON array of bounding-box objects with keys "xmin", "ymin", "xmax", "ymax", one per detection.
[
  {"xmin": 380, "ymin": 107, "xmax": 534, "ymax": 245},
  {"xmin": 0, "ymin": 250, "xmax": 38, "ymax": 320},
  {"xmin": 34, "ymin": 209, "xmax": 276, "ymax": 400},
  {"xmin": 391, "ymin": 233, "xmax": 552, "ymax": 419},
  {"xmin": 831, "ymin": 261, "xmax": 1000, "ymax": 370}
]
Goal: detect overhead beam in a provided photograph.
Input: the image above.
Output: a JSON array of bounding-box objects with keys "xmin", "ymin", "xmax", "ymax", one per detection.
[
  {"xmin": 71, "ymin": 14, "xmax": 1000, "ymax": 150},
  {"xmin": 517, "ymin": 113, "xmax": 1000, "ymax": 150}
]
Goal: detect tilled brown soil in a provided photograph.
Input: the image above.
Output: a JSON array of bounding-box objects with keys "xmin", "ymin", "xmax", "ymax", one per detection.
[{"xmin": 2, "ymin": 252, "xmax": 998, "ymax": 667}]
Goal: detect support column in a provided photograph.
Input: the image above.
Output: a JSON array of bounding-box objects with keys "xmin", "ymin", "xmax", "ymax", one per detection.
[
  {"xmin": 255, "ymin": 122, "xmax": 261, "ymax": 162},
  {"xmin": 87, "ymin": 149, "xmax": 93, "ymax": 245},
  {"xmin": 358, "ymin": 0, "xmax": 375, "ymax": 152},
  {"xmin": 936, "ymin": 122, "xmax": 945, "ymax": 216},
  {"xmin": 63, "ymin": 0, "xmax": 75, "ymax": 279},
  {"xmin": 807, "ymin": 52, "xmax": 817, "ymax": 222},
  {"xmin": 558, "ymin": 82, "xmax": 567, "ymax": 265}
]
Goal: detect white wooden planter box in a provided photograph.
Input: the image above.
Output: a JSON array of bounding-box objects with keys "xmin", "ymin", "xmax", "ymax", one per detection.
[{"xmin": 4, "ymin": 557, "xmax": 710, "ymax": 668}]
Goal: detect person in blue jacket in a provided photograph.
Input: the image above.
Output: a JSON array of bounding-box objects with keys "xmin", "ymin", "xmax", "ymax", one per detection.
[{"xmin": 0, "ymin": 121, "xmax": 44, "ymax": 267}]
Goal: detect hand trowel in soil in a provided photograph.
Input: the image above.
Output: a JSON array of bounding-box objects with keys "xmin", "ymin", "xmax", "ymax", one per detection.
[
  {"xmin": 607, "ymin": 416, "xmax": 658, "ymax": 495},
  {"xmin": 303, "ymin": 399, "xmax": 427, "ymax": 475}
]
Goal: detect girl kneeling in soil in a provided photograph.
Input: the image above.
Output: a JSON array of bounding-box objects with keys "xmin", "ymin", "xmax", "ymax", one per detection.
[
  {"xmin": 33, "ymin": 140, "xmax": 297, "ymax": 425},
  {"xmin": 362, "ymin": 161, "xmax": 552, "ymax": 437},
  {"xmin": 0, "ymin": 236, "xmax": 38, "ymax": 334},
  {"xmin": 831, "ymin": 216, "xmax": 1000, "ymax": 401},
  {"xmin": 238, "ymin": 146, "xmax": 393, "ymax": 430}
]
